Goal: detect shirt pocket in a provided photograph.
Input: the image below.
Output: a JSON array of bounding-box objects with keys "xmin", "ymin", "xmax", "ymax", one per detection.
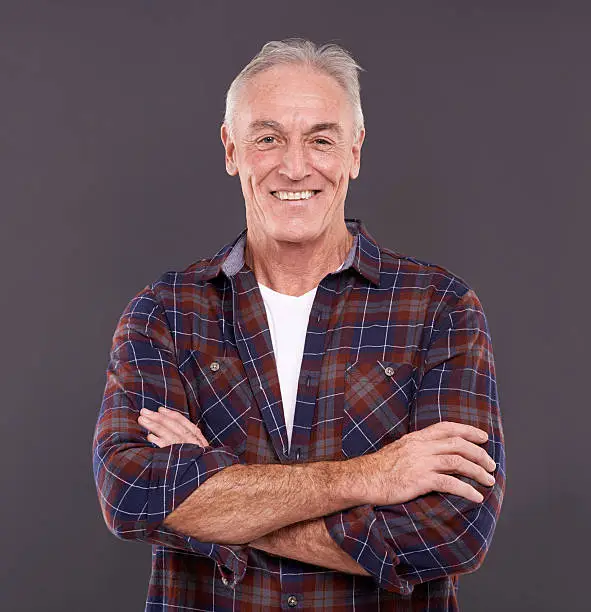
[
  {"xmin": 341, "ymin": 360, "xmax": 416, "ymax": 458},
  {"xmin": 182, "ymin": 350, "xmax": 252, "ymax": 456}
]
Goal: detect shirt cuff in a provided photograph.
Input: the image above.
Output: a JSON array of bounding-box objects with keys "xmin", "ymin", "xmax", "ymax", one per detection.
[
  {"xmin": 214, "ymin": 546, "xmax": 249, "ymax": 588},
  {"xmin": 324, "ymin": 504, "xmax": 412, "ymax": 595},
  {"xmin": 145, "ymin": 445, "xmax": 249, "ymax": 585}
]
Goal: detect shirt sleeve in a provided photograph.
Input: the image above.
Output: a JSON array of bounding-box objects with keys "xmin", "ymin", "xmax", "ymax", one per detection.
[
  {"xmin": 92, "ymin": 283, "xmax": 248, "ymax": 587},
  {"xmin": 323, "ymin": 287, "xmax": 506, "ymax": 595}
]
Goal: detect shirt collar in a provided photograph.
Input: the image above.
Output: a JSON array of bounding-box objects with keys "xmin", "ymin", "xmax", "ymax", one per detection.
[{"xmin": 200, "ymin": 217, "xmax": 381, "ymax": 287}]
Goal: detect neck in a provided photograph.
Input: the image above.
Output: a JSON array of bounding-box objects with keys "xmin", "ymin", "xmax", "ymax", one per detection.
[{"xmin": 244, "ymin": 223, "xmax": 354, "ymax": 296}]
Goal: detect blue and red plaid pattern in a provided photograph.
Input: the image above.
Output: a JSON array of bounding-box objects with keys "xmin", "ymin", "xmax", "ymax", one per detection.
[{"xmin": 92, "ymin": 218, "xmax": 505, "ymax": 610}]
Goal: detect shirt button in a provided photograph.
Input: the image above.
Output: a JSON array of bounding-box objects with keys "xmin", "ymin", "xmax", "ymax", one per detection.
[
  {"xmin": 210, "ymin": 361, "xmax": 220, "ymax": 372},
  {"xmin": 384, "ymin": 366, "xmax": 395, "ymax": 377},
  {"xmin": 221, "ymin": 576, "xmax": 229, "ymax": 586},
  {"xmin": 287, "ymin": 595, "xmax": 298, "ymax": 607}
]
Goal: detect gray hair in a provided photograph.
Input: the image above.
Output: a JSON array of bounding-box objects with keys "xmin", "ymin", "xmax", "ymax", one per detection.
[{"xmin": 224, "ymin": 38, "xmax": 365, "ymax": 138}]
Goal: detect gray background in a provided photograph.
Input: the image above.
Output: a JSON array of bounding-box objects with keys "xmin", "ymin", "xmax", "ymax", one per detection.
[{"xmin": 1, "ymin": 1, "xmax": 587, "ymax": 610}]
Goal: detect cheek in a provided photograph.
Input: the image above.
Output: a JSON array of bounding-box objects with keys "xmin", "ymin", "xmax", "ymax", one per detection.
[
  {"xmin": 242, "ymin": 151, "xmax": 278, "ymax": 183},
  {"xmin": 312, "ymin": 152, "xmax": 349, "ymax": 183}
]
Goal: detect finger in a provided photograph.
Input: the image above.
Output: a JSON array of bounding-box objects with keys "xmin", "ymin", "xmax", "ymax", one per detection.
[
  {"xmin": 158, "ymin": 406, "xmax": 194, "ymax": 428},
  {"xmin": 154, "ymin": 407, "xmax": 200, "ymax": 440},
  {"xmin": 138, "ymin": 414, "xmax": 187, "ymax": 443},
  {"xmin": 147, "ymin": 433, "xmax": 167, "ymax": 448},
  {"xmin": 193, "ymin": 426, "xmax": 209, "ymax": 447},
  {"xmin": 431, "ymin": 437, "xmax": 497, "ymax": 471},
  {"xmin": 141, "ymin": 409, "xmax": 198, "ymax": 442},
  {"xmin": 431, "ymin": 474, "xmax": 485, "ymax": 503},
  {"xmin": 158, "ymin": 407, "xmax": 208, "ymax": 444},
  {"xmin": 416, "ymin": 421, "xmax": 489, "ymax": 445},
  {"xmin": 139, "ymin": 412, "xmax": 205, "ymax": 447},
  {"xmin": 160, "ymin": 408, "xmax": 209, "ymax": 446},
  {"xmin": 434, "ymin": 454, "xmax": 496, "ymax": 488}
]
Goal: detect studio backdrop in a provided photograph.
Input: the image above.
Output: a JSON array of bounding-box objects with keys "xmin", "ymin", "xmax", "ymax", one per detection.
[{"xmin": 1, "ymin": 2, "xmax": 587, "ymax": 611}]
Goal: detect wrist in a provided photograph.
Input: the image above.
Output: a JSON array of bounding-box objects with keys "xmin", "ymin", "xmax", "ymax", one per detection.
[
  {"xmin": 344, "ymin": 454, "xmax": 374, "ymax": 506},
  {"xmin": 317, "ymin": 455, "xmax": 369, "ymax": 509}
]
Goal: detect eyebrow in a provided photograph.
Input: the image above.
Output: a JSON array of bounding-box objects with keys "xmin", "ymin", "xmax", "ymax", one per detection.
[{"xmin": 247, "ymin": 120, "xmax": 344, "ymax": 137}]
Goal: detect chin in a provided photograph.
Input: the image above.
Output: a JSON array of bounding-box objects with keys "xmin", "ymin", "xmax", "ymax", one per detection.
[{"xmin": 268, "ymin": 218, "xmax": 321, "ymax": 244}]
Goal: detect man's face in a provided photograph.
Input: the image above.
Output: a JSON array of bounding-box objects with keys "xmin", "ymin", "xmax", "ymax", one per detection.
[{"xmin": 221, "ymin": 64, "xmax": 365, "ymax": 244}]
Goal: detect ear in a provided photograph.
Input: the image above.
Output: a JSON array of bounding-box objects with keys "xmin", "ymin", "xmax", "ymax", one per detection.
[
  {"xmin": 220, "ymin": 123, "xmax": 238, "ymax": 176},
  {"xmin": 349, "ymin": 127, "xmax": 365, "ymax": 180}
]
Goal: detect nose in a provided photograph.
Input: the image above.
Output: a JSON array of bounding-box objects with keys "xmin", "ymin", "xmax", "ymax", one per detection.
[{"xmin": 278, "ymin": 141, "xmax": 310, "ymax": 181}]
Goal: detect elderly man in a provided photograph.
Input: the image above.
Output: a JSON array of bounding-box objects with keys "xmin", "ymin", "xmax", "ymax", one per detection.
[{"xmin": 93, "ymin": 39, "xmax": 505, "ymax": 611}]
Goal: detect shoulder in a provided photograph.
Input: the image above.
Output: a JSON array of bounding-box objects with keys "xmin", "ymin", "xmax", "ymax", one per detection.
[
  {"xmin": 117, "ymin": 257, "xmax": 217, "ymax": 322},
  {"xmin": 115, "ymin": 255, "xmax": 225, "ymax": 356},
  {"xmin": 145, "ymin": 226, "xmax": 237, "ymax": 305},
  {"xmin": 144, "ymin": 232, "xmax": 239, "ymax": 304},
  {"xmin": 377, "ymin": 248, "xmax": 491, "ymax": 348},
  {"xmin": 378, "ymin": 245, "xmax": 473, "ymax": 301},
  {"xmin": 149, "ymin": 258, "xmax": 220, "ymax": 297},
  {"xmin": 110, "ymin": 255, "xmax": 224, "ymax": 339}
]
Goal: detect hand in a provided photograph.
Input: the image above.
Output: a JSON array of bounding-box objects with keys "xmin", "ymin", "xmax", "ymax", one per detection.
[
  {"xmin": 354, "ymin": 421, "xmax": 497, "ymax": 506},
  {"xmin": 137, "ymin": 407, "xmax": 209, "ymax": 448}
]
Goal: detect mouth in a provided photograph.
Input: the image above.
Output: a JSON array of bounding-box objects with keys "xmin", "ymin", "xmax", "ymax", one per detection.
[{"xmin": 270, "ymin": 190, "xmax": 321, "ymax": 202}]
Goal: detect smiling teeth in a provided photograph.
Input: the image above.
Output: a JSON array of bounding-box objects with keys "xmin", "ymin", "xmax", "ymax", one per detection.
[{"xmin": 273, "ymin": 190, "xmax": 316, "ymax": 200}]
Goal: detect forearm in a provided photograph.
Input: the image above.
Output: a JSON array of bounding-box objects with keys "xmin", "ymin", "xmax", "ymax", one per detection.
[
  {"xmin": 162, "ymin": 458, "xmax": 365, "ymax": 544},
  {"xmin": 250, "ymin": 517, "xmax": 371, "ymax": 576}
]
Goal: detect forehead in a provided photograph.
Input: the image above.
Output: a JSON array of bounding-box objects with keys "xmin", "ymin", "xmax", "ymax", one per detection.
[{"xmin": 235, "ymin": 64, "xmax": 353, "ymax": 132}]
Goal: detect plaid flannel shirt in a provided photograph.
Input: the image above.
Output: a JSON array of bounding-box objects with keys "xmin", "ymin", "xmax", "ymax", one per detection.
[{"xmin": 92, "ymin": 218, "xmax": 505, "ymax": 610}]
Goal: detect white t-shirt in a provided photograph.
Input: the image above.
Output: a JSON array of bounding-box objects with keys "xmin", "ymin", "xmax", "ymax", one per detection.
[
  {"xmin": 258, "ymin": 262, "xmax": 344, "ymax": 452},
  {"xmin": 258, "ymin": 282, "xmax": 317, "ymax": 452}
]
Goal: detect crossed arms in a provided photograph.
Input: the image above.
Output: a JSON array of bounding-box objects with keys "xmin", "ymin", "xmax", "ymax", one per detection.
[
  {"xmin": 92, "ymin": 283, "xmax": 505, "ymax": 594},
  {"xmin": 139, "ymin": 407, "xmax": 496, "ymax": 581},
  {"xmin": 143, "ymin": 423, "xmax": 374, "ymax": 577}
]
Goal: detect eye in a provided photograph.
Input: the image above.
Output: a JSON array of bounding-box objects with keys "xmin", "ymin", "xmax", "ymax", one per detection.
[
  {"xmin": 313, "ymin": 137, "xmax": 332, "ymax": 146},
  {"xmin": 259, "ymin": 136, "xmax": 276, "ymax": 144}
]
